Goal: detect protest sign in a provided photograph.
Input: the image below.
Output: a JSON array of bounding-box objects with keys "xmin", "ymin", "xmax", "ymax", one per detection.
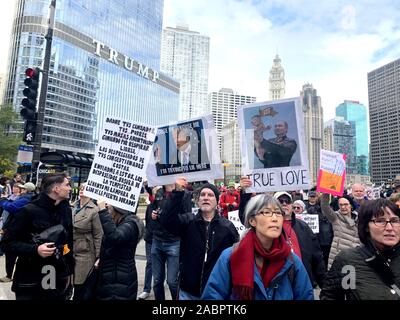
[
  {"xmin": 146, "ymin": 115, "xmax": 223, "ymax": 186},
  {"xmin": 238, "ymin": 97, "xmax": 311, "ymax": 193},
  {"xmin": 84, "ymin": 117, "xmax": 156, "ymax": 212},
  {"xmin": 228, "ymin": 210, "xmax": 246, "ymax": 237},
  {"xmin": 317, "ymin": 149, "xmax": 346, "ymax": 196},
  {"xmin": 296, "ymin": 214, "xmax": 319, "ymax": 233}
]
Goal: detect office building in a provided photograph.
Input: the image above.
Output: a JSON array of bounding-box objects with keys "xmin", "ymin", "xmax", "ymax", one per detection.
[
  {"xmin": 221, "ymin": 120, "xmax": 241, "ymax": 181},
  {"xmin": 368, "ymin": 58, "xmax": 400, "ymax": 183},
  {"xmin": 301, "ymin": 83, "xmax": 323, "ymax": 185},
  {"xmin": 161, "ymin": 24, "xmax": 209, "ymax": 120},
  {"xmin": 336, "ymin": 100, "xmax": 369, "ymax": 175},
  {"xmin": 4, "ymin": 0, "xmax": 179, "ymax": 157}
]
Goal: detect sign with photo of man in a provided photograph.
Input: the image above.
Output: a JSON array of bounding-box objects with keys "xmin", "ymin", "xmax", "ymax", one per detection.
[
  {"xmin": 146, "ymin": 115, "xmax": 223, "ymax": 186},
  {"xmin": 238, "ymin": 97, "xmax": 311, "ymax": 193}
]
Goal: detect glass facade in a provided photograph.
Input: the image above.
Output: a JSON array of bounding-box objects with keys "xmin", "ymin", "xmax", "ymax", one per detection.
[
  {"xmin": 5, "ymin": 0, "xmax": 179, "ymax": 156},
  {"xmin": 336, "ymin": 100, "xmax": 369, "ymax": 175}
]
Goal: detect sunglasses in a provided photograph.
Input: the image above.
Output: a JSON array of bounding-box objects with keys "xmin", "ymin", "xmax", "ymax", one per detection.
[
  {"xmin": 278, "ymin": 198, "xmax": 292, "ymax": 205},
  {"xmin": 293, "ymin": 206, "xmax": 302, "ymax": 210}
]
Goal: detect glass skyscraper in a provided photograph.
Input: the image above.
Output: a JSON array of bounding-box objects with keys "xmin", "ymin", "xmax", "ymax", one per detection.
[
  {"xmin": 336, "ymin": 100, "xmax": 369, "ymax": 175},
  {"xmin": 4, "ymin": 0, "xmax": 179, "ymax": 156}
]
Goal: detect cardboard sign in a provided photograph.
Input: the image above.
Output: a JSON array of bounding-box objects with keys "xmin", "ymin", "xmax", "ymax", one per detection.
[
  {"xmin": 228, "ymin": 210, "xmax": 247, "ymax": 237},
  {"xmin": 296, "ymin": 214, "xmax": 319, "ymax": 233},
  {"xmin": 317, "ymin": 149, "xmax": 346, "ymax": 196},
  {"xmin": 146, "ymin": 115, "xmax": 223, "ymax": 186},
  {"xmin": 84, "ymin": 117, "xmax": 156, "ymax": 212},
  {"xmin": 238, "ymin": 97, "xmax": 311, "ymax": 193}
]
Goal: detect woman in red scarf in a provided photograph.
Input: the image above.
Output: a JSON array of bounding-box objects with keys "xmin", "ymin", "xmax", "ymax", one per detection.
[{"xmin": 201, "ymin": 194, "xmax": 313, "ymax": 300}]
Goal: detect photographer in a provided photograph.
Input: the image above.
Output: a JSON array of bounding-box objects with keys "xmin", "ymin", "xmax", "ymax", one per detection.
[{"xmin": 0, "ymin": 173, "xmax": 74, "ymax": 300}]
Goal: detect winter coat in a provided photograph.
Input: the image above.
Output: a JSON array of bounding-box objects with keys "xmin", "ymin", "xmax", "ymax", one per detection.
[
  {"xmin": 306, "ymin": 202, "xmax": 334, "ymax": 247},
  {"xmin": 72, "ymin": 200, "xmax": 103, "ymax": 285},
  {"xmin": 219, "ymin": 190, "xmax": 240, "ymax": 217},
  {"xmin": 96, "ymin": 210, "xmax": 141, "ymax": 300},
  {"xmin": 160, "ymin": 190, "xmax": 239, "ymax": 297},
  {"xmin": 0, "ymin": 193, "xmax": 73, "ymax": 296},
  {"xmin": 201, "ymin": 247, "xmax": 314, "ymax": 300},
  {"xmin": 239, "ymin": 193, "xmax": 326, "ymax": 287},
  {"xmin": 320, "ymin": 243, "xmax": 400, "ymax": 300},
  {"xmin": 320, "ymin": 194, "xmax": 360, "ymax": 269}
]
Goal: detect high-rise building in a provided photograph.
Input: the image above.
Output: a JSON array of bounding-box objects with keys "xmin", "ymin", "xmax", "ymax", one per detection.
[
  {"xmin": 209, "ymin": 88, "xmax": 256, "ymax": 150},
  {"xmin": 4, "ymin": 0, "xmax": 179, "ymax": 157},
  {"xmin": 368, "ymin": 58, "xmax": 400, "ymax": 184},
  {"xmin": 323, "ymin": 125, "xmax": 334, "ymax": 151},
  {"xmin": 336, "ymin": 100, "xmax": 369, "ymax": 175},
  {"xmin": 300, "ymin": 83, "xmax": 323, "ymax": 185},
  {"xmin": 324, "ymin": 117, "xmax": 357, "ymax": 174},
  {"xmin": 269, "ymin": 54, "xmax": 285, "ymax": 100},
  {"xmin": 221, "ymin": 120, "xmax": 241, "ymax": 181},
  {"xmin": 0, "ymin": 73, "xmax": 5, "ymax": 104},
  {"xmin": 160, "ymin": 24, "xmax": 209, "ymax": 120}
]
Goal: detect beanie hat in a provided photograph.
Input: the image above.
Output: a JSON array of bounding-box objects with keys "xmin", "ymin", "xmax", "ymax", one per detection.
[
  {"xmin": 228, "ymin": 181, "xmax": 236, "ymax": 188},
  {"xmin": 293, "ymin": 200, "xmax": 306, "ymax": 211},
  {"xmin": 198, "ymin": 183, "xmax": 220, "ymax": 203}
]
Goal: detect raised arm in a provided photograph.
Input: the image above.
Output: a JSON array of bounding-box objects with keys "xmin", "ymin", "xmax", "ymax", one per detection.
[{"xmin": 320, "ymin": 193, "xmax": 338, "ymax": 223}]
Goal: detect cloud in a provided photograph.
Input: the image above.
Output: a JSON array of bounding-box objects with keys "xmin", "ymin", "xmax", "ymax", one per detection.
[{"xmin": 163, "ymin": 0, "xmax": 400, "ymax": 122}]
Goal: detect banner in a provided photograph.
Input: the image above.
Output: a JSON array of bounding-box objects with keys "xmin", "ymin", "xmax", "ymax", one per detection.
[
  {"xmin": 146, "ymin": 115, "xmax": 223, "ymax": 186},
  {"xmin": 238, "ymin": 97, "xmax": 311, "ymax": 193},
  {"xmin": 317, "ymin": 149, "xmax": 346, "ymax": 196},
  {"xmin": 227, "ymin": 210, "xmax": 247, "ymax": 237},
  {"xmin": 84, "ymin": 117, "xmax": 156, "ymax": 212}
]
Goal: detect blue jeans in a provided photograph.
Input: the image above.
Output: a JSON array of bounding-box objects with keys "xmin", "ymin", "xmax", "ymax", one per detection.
[
  {"xmin": 143, "ymin": 241, "xmax": 152, "ymax": 293},
  {"xmin": 151, "ymin": 239, "xmax": 180, "ymax": 300}
]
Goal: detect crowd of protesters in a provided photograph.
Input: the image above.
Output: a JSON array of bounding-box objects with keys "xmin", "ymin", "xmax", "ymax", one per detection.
[{"xmin": 0, "ymin": 172, "xmax": 399, "ymax": 300}]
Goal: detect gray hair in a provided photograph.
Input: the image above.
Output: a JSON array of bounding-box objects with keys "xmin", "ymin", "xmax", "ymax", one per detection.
[{"xmin": 244, "ymin": 194, "xmax": 284, "ymax": 228}]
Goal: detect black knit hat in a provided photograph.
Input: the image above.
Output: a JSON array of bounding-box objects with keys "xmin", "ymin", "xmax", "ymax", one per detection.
[{"xmin": 198, "ymin": 183, "xmax": 220, "ymax": 202}]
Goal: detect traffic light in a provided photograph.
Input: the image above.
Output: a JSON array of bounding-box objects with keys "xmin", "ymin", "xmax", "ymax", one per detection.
[
  {"xmin": 21, "ymin": 67, "xmax": 40, "ymax": 120},
  {"xmin": 21, "ymin": 67, "xmax": 40, "ymax": 144}
]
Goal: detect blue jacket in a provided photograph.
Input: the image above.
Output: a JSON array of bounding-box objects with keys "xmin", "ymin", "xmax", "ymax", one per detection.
[
  {"xmin": 201, "ymin": 247, "xmax": 314, "ymax": 300},
  {"xmin": 0, "ymin": 192, "xmax": 35, "ymax": 215}
]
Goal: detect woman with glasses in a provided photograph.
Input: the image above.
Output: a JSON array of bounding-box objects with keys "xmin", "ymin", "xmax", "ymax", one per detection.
[
  {"xmin": 72, "ymin": 182, "xmax": 103, "ymax": 300},
  {"xmin": 201, "ymin": 194, "xmax": 313, "ymax": 300},
  {"xmin": 320, "ymin": 198, "xmax": 400, "ymax": 300},
  {"xmin": 320, "ymin": 193, "xmax": 360, "ymax": 269}
]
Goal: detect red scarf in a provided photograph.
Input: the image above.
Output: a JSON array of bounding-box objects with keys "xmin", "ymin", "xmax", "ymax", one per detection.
[
  {"xmin": 230, "ymin": 229, "xmax": 291, "ymax": 300},
  {"xmin": 283, "ymin": 220, "xmax": 302, "ymax": 259}
]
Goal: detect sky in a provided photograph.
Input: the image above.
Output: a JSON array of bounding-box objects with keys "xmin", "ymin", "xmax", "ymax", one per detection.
[{"xmin": 1, "ymin": 0, "xmax": 400, "ymax": 122}]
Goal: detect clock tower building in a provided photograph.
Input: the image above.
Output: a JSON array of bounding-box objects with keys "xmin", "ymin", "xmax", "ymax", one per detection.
[{"xmin": 269, "ymin": 54, "xmax": 285, "ymax": 100}]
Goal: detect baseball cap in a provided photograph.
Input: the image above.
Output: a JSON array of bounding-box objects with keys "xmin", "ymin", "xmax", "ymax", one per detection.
[
  {"xmin": 17, "ymin": 182, "xmax": 36, "ymax": 192},
  {"xmin": 308, "ymin": 191, "xmax": 317, "ymax": 197},
  {"xmin": 273, "ymin": 191, "xmax": 292, "ymax": 201},
  {"xmin": 228, "ymin": 181, "xmax": 235, "ymax": 188}
]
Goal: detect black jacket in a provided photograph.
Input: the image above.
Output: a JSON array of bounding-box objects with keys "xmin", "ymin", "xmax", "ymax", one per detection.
[
  {"xmin": 321, "ymin": 243, "xmax": 400, "ymax": 300},
  {"xmin": 96, "ymin": 210, "xmax": 140, "ymax": 300},
  {"xmin": 0, "ymin": 193, "xmax": 73, "ymax": 295},
  {"xmin": 160, "ymin": 190, "xmax": 239, "ymax": 297},
  {"xmin": 239, "ymin": 192, "xmax": 326, "ymax": 288},
  {"xmin": 306, "ymin": 202, "xmax": 334, "ymax": 247}
]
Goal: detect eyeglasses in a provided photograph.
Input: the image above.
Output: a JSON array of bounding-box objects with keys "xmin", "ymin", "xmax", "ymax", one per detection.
[
  {"xmin": 293, "ymin": 206, "xmax": 302, "ymax": 210},
  {"xmin": 370, "ymin": 217, "xmax": 400, "ymax": 227},
  {"xmin": 278, "ymin": 198, "xmax": 292, "ymax": 205},
  {"xmin": 256, "ymin": 210, "xmax": 284, "ymax": 217}
]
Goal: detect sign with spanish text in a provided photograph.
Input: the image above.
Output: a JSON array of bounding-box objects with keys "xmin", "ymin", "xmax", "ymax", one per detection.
[
  {"xmin": 238, "ymin": 97, "xmax": 311, "ymax": 193},
  {"xmin": 316, "ymin": 149, "xmax": 346, "ymax": 196},
  {"xmin": 146, "ymin": 115, "xmax": 223, "ymax": 186},
  {"xmin": 84, "ymin": 117, "xmax": 156, "ymax": 212}
]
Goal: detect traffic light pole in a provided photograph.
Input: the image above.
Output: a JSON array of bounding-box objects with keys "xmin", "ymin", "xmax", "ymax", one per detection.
[{"xmin": 31, "ymin": 0, "xmax": 56, "ymax": 182}]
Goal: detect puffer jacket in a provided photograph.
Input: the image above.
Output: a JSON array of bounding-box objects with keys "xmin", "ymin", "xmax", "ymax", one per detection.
[
  {"xmin": 201, "ymin": 247, "xmax": 314, "ymax": 300},
  {"xmin": 96, "ymin": 210, "xmax": 140, "ymax": 300},
  {"xmin": 320, "ymin": 243, "xmax": 400, "ymax": 300},
  {"xmin": 320, "ymin": 194, "xmax": 360, "ymax": 269}
]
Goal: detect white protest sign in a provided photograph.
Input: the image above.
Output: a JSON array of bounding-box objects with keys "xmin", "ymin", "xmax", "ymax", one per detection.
[
  {"xmin": 84, "ymin": 117, "xmax": 156, "ymax": 212},
  {"xmin": 146, "ymin": 115, "xmax": 223, "ymax": 186},
  {"xmin": 228, "ymin": 210, "xmax": 247, "ymax": 237},
  {"xmin": 297, "ymin": 214, "xmax": 319, "ymax": 233},
  {"xmin": 238, "ymin": 97, "xmax": 311, "ymax": 193}
]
